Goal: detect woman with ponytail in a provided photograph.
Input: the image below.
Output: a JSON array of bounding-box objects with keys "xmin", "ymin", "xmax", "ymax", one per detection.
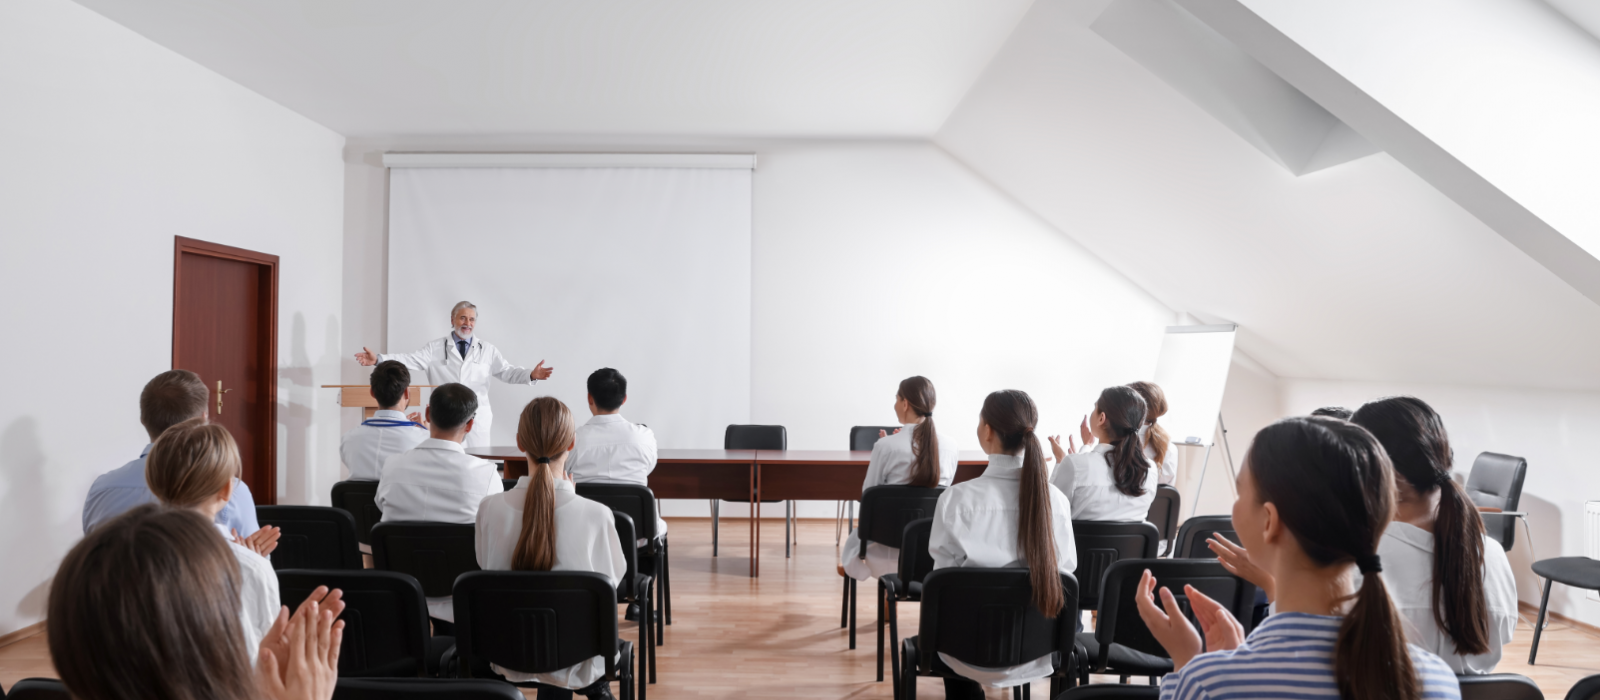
[
  {"xmin": 1352, "ymin": 397, "xmax": 1517, "ymax": 674},
  {"xmin": 1138, "ymin": 417, "xmax": 1461, "ymax": 700},
  {"xmin": 839, "ymin": 376, "xmax": 958, "ymax": 580},
  {"xmin": 1127, "ymin": 381, "xmax": 1178, "ymax": 485},
  {"xmin": 928, "ymin": 390, "xmax": 1075, "ymax": 699},
  {"xmin": 1048, "ymin": 386, "xmax": 1155, "ymax": 521},
  {"xmin": 475, "ymin": 396, "xmax": 626, "ymax": 698}
]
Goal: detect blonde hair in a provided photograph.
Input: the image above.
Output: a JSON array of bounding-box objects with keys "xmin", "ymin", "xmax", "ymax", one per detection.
[
  {"xmin": 146, "ymin": 420, "xmax": 240, "ymax": 509},
  {"xmin": 512, "ymin": 397, "xmax": 577, "ymax": 571}
]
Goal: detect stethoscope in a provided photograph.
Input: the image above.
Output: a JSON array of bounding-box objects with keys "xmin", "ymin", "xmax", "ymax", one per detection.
[
  {"xmin": 443, "ymin": 333, "xmax": 479, "ymax": 363},
  {"xmin": 362, "ymin": 418, "xmax": 424, "ymax": 428}
]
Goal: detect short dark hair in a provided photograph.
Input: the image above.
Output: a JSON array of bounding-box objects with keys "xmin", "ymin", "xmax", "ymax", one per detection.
[
  {"xmin": 1312, "ymin": 406, "xmax": 1353, "ymax": 420},
  {"xmin": 587, "ymin": 368, "xmax": 628, "ymax": 411},
  {"xmin": 140, "ymin": 370, "xmax": 209, "ymax": 441},
  {"xmin": 429, "ymin": 383, "xmax": 478, "ymax": 430},
  {"xmin": 370, "ymin": 360, "xmax": 411, "ymax": 408}
]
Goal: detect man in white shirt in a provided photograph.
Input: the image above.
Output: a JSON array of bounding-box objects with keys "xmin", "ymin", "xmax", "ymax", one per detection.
[
  {"xmin": 567, "ymin": 368, "xmax": 665, "ymax": 537},
  {"xmin": 340, "ymin": 360, "xmax": 429, "ymax": 481}
]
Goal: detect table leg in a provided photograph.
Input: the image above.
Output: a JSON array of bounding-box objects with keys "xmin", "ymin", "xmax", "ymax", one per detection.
[{"xmin": 751, "ymin": 462, "xmax": 760, "ymax": 578}]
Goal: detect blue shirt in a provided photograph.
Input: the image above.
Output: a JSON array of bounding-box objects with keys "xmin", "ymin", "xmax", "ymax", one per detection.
[
  {"xmin": 1160, "ymin": 612, "xmax": 1461, "ymax": 700},
  {"xmin": 82, "ymin": 444, "xmax": 261, "ymax": 536}
]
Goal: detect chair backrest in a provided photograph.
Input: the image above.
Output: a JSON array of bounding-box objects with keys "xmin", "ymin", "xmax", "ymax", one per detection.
[
  {"xmin": 1056, "ymin": 685, "xmax": 1161, "ymax": 700},
  {"xmin": 1566, "ymin": 673, "xmax": 1600, "ymax": 700},
  {"xmin": 918, "ymin": 568, "xmax": 1080, "ymax": 671},
  {"xmin": 849, "ymin": 426, "xmax": 901, "ymax": 452},
  {"xmin": 611, "ymin": 511, "xmax": 640, "ymax": 599},
  {"xmin": 277, "ymin": 569, "xmax": 430, "ymax": 677},
  {"xmin": 333, "ymin": 678, "xmax": 524, "ymax": 700},
  {"xmin": 331, "ymin": 480, "xmax": 384, "ymax": 545},
  {"xmin": 501, "ymin": 479, "xmax": 517, "ymax": 492},
  {"xmin": 857, "ymin": 485, "xmax": 944, "ymax": 555},
  {"xmin": 257, "ymin": 505, "xmax": 364, "ymax": 570},
  {"xmin": 1458, "ymin": 673, "xmax": 1545, "ymax": 700},
  {"xmin": 370, "ymin": 522, "xmax": 480, "ymax": 598},
  {"xmin": 576, "ymin": 482, "xmax": 662, "ymax": 542},
  {"xmin": 1146, "ymin": 485, "xmax": 1181, "ymax": 554},
  {"xmin": 1072, "ymin": 520, "xmax": 1160, "ymax": 610},
  {"xmin": 725, "ymin": 424, "xmax": 786, "ymax": 450},
  {"xmin": 4, "ymin": 679, "xmax": 68, "ymax": 700},
  {"xmin": 1174, "ymin": 515, "xmax": 1236, "ymax": 560},
  {"xmin": 1094, "ymin": 559, "xmax": 1257, "ymax": 665},
  {"xmin": 897, "ymin": 518, "xmax": 938, "ymax": 587},
  {"xmin": 452, "ymin": 571, "xmax": 620, "ymax": 678},
  {"xmin": 1466, "ymin": 452, "xmax": 1528, "ymax": 511}
]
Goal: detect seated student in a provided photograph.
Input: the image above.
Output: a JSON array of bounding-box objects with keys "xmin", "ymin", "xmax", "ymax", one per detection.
[
  {"xmin": 1137, "ymin": 417, "xmax": 1460, "ymax": 700},
  {"xmin": 1313, "ymin": 406, "xmax": 1354, "ymax": 420},
  {"xmin": 377, "ymin": 381, "xmax": 504, "ymax": 624},
  {"xmin": 1352, "ymin": 397, "xmax": 1517, "ymax": 674},
  {"xmin": 566, "ymin": 367, "xmax": 664, "ymax": 535},
  {"xmin": 839, "ymin": 376, "xmax": 956, "ymax": 580},
  {"xmin": 146, "ymin": 420, "xmax": 283, "ymax": 662},
  {"xmin": 1048, "ymin": 385, "xmax": 1155, "ymax": 521},
  {"xmin": 50, "ymin": 503, "xmax": 344, "ymax": 700},
  {"xmin": 929, "ymin": 390, "xmax": 1076, "ymax": 699},
  {"xmin": 340, "ymin": 360, "xmax": 429, "ymax": 481},
  {"xmin": 1127, "ymin": 381, "xmax": 1178, "ymax": 485},
  {"xmin": 83, "ymin": 369, "xmax": 259, "ymax": 536},
  {"xmin": 476, "ymin": 396, "xmax": 626, "ymax": 700}
]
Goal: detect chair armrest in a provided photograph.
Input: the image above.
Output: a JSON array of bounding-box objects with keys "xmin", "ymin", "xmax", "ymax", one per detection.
[{"xmin": 881, "ymin": 574, "xmax": 902, "ymax": 598}]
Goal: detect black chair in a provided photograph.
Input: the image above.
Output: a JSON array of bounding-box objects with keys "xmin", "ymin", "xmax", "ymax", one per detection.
[
  {"xmin": 576, "ymin": 482, "xmax": 673, "ymax": 632},
  {"xmin": 610, "ymin": 511, "xmax": 655, "ymax": 692},
  {"xmin": 1529, "ymin": 556, "xmax": 1600, "ymax": 664},
  {"xmin": 1567, "ymin": 674, "xmax": 1600, "ymax": 700},
  {"xmin": 714, "ymin": 424, "xmax": 788, "ymax": 557},
  {"xmin": 900, "ymin": 568, "xmax": 1081, "ymax": 700},
  {"xmin": 257, "ymin": 505, "xmax": 364, "ymax": 570},
  {"xmin": 370, "ymin": 522, "xmax": 480, "ymax": 624},
  {"xmin": 843, "ymin": 426, "xmax": 902, "ymax": 540},
  {"xmin": 448, "ymin": 571, "xmax": 636, "ymax": 700},
  {"xmin": 1465, "ymin": 452, "xmax": 1529, "ymax": 552},
  {"xmin": 1071, "ymin": 521, "xmax": 1160, "ymax": 612},
  {"xmin": 4, "ymin": 679, "xmax": 67, "ymax": 700},
  {"xmin": 1056, "ymin": 685, "xmax": 1160, "ymax": 700},
  {"xmin": 881, "ymin": 518, "xmax": 937, "ymax": 690},
  {"xmin": 332, "ymin": 480, "xmax": 384, "ymax": 547},
  {"xmin": 277, "ymin": 569, "xmax": 449, "ymax": 677},
  {"xmin": 1078, "ymin": 559, "xmax": 1256, "ymax": 683},
  {"xmin": 1173, "ymin": 515, "xmax": 1235, "ymax": 560},
  {"xmin": 1458, "ymin": 674, "xmax": 1544, "ymax": 700},
  {"xmin": 842, "ymin": 485, "xmax": 944, "ymax": 655},
  {"xmin": 501, "ymin": 478, "xmax": 517, "ymax": 492},
  {"xmin": 1145, "ymin": 485, "xmax": 1181, "ymax": 556},
  {"xmin": 334, "ymin": 678, "xmax": 523, "ymax": 700}
]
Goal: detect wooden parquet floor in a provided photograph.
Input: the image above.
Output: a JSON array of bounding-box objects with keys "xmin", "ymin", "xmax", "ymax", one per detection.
[{"xmin": 3, "ymin": 519, "xmax": 1598, "ymax": 698}]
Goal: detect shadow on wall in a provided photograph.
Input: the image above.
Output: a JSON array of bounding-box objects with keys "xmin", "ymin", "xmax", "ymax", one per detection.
[
  {"xmin": 277, "ymin": 312, "xmax": 340, "ymax": 506},
  {"xmin": 1509, "ymin": 492, "xmax": 1563, "ymax": 610},
  {"xmin": 0, "ymin": 417, "xmax": 69, "ymax": 627}
]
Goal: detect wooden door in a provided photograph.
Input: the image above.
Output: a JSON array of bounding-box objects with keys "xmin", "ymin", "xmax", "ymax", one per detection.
[{"xmin": 172, "ymin": 237, "xmax": 278, "ymax": 504}]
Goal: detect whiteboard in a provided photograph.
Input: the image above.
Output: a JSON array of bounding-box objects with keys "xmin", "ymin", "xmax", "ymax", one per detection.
[{"xmin": 1151, "ymin": 324, "xmax": 1236, "ymax": 447}]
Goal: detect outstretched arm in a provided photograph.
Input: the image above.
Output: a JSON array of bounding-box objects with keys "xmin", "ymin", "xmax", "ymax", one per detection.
[
  {"xmin": 486, "ymin": 344, "xmax": 552, "ymax": 384},
  {"xmin": 371, "ymin": 342, "xmax": 434, "ymax": 373}
]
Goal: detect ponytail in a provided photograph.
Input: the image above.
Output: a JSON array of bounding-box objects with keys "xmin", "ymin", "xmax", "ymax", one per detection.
[
  {"xmin": 981, "ymin": 390, "xmax": 1063, "ymax": 618},
  {"xmin": 1127, "ymin": 381, "xmax": 1170, "ymax": 466},
  {"xmin": 1340, "ymin": 560, "xmax": 1421, "ymax": 700},
  {"xmin": 898, "ymin": 376, "xmax": 941, "ymax": 488},
  {"xmin": 511, "ymin": 397, "xmax": 576, "ymax": 572},
  {"xmin": 1096, "ymin": 386, "xmax": 1150, "ymax": 497}
]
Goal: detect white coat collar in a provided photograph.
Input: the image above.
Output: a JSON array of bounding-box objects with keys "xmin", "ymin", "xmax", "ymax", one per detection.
[
  {"xmin": 372, "ymin": 409, "xmax": 409, "ymax": 420},
  {"xmin": 984, "ymin": 452, "xmax": 1025, "ymax": 479},
  {"xmin": 1088, "ymin": 442, "xmax": 1113, "ymax": 455},
  {"xmin": 417, "ymin": 437, "xmax": 466, "ymax": 453},
  {"xmin": 1383, "ymin": 521, "xmax": 1434, "ymax": 553},
  {"xmin": 587, "ymin": 414, "xmax": 626, "ymax": 425}
]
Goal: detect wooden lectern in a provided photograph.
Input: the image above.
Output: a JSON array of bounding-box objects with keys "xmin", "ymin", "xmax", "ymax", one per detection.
[{"xmin": 321, "ymin": 385, "xmax": 435, "ymax": 419}]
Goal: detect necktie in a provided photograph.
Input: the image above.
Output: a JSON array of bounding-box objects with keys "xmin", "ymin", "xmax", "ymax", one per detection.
[{"xmin": 457, "ymin": 339, "xmax": 469, "ymax": 359}]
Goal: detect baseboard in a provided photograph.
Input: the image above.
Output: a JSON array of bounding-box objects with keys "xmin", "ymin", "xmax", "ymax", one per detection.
[
  {"xmin": 1519, "ymin": 601, "xmax": 1600, "ymax": 638},
  {"xmin": 0, "ymin": 621, "xmax": 44, "ymax": 649}
]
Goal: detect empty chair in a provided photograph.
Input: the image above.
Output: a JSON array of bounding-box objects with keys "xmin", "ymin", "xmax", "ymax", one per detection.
[
  {"xmin": 713, "ymin": 424, "xmax": 787, "ymax": 557},
  {"xmin": 1071, "ymin": 521, "xmax": 1160, "ymax": 612},
  {"xmin": 1529, "ymin": 556, "xmax": 1600, "ymax": 664},
  {"xmin": 575, "ymin": 482, "xmax": 673, "ymax": 632},
  {"xmin": 1465, "ymin": 452, "xmax": 1529, "ymax": 552},
  {"xmin": 843, "ymin": 425, "xmax": 901, "ymax": 540},
  {"xmin": 880, "ymin": 518, "xmax": 937, "ymax": 688},
  {"xmin": 1457, "ymin": 674, "xmax": 1544, "ymax": 700},
  {"xmin": 610, "ymin": 511, "xmax": 656, "ymax": 692},
  {"xmin": 257, "ymin": 505, "xmax": 364, "ymax": 570},
  {"xmin": 332, "ymin": 479, "xmax": 385, "ymax": 547},
  {"xmin": 1172, "ymin": 515, "xmax": 1235, "ymax": 560},
  {"xmin": 4, "ymin": 679, "xmax": 68, "ymax": 700},
  {"xmin": 842, "ymin": 485, "xmax": 943, "ymax": 654},
  {"xmin": 1145, "ymin": 485, "xmax": 1180, "ymax": 556},
  {"xmin": 370, "ymin": 521, "xmax": 480, "ymax": 626},
  {"xmin": 1567, "ymin": 674, "xmax": 1600, "ymax": 700},
  {"xmin": 333, "ymin": 678, "xmax": 524, "ymax": 700},
  {"xmin": 277, "ymin": 569, "xmax": 447, "ymax": 678},
  {"xmin": 1078, "ymin": 559, "xmax": 1257, "ymax": 683}
]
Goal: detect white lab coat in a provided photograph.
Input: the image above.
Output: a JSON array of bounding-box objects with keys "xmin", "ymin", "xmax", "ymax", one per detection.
[
  {"xmin": 929, "ymin": 453, "xmax": 1077, "ymax": 688},
  {"xmin": 1138, "ymin": 426, "xmax": 1178, "ymax": 486},
  {"xmin": 476, "ymin": 476, "xmax": 626, "ymax": 689},
  {"xmin": 1374, "ymin": 522, "xmax": 1519, "ymax": 675},
  {"xmin": 378, "ymin": 335, "xmax": 536, "ymax": 449},
  {"xmin": 1052, "ymin": 443, "xmax": 1156, "ymax": 522},
  {"xmin": 340, "ymin": 409, "xmax": 429, "ymax": 481},
  {"xmin": 376, "ymin": 437, "xmax": 503, "ymax": 621},
  {"xmin": 567, "ymin": 414, "xmax": 666, "ymax": 536},
  {"xmin": 216, "ymin": 524, "xmax": 278, "ymax": 666},
  {"xmin": 840, "ymin": 423, "xmax": 956, "ymax": 580}
]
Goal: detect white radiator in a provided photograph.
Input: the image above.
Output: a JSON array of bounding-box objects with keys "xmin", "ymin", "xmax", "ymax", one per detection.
[{"xmin": 1587, "ymin": 501, "xmax": 1600, "ymax": 602}]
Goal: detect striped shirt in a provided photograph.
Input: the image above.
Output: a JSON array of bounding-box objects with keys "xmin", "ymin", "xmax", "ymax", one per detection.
[{"xmin": 1160, "ymin": 612, "xmax": 1461, "ymax": 700}]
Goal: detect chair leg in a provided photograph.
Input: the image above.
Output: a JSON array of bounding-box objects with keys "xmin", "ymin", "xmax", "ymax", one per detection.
[
  {"xmin": 710, "ymin": 500, "xmax": 719, "ymax": 557},
  {"xmin": 901, "ymin": 642, "xmax": 915, "ymax": 700},
  {"xmin": 785, "ymin": 502, "xmax": 792, "ymax": 558},
  {"xmin": 840, "ymin": 571, "xmax": 851, "ymax": 628},
  {"xmin": 646, "ymin": 585, "xmax": 656, "ymax": 685},
  {"xmin": 849, "ymin": 576, "xmax": 858, "ymax": 649},
  {"xmin": 1530, "ymin": 577, "xmax": 1553, "ymax": 664},
  {"xmin": 889, "ymin": 597, "xmax": 901, "ymax": 700},
  {"xmin": 836, "ymin": 501, "xmax": 846, "ymax": 544},
  {"xmin": 662, "ymin": 538, "xmax": 672, "ymax": 626},
  {"xmin": 877, "ymin": 580, "xmax": 886, "ymax": 681}
]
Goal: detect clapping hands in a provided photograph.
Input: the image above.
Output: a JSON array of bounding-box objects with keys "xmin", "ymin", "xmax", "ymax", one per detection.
[
  {"xmin": 258, "ymin": 587, "xmax": 345, "ymax": 700},
  {"xmin": 233, "ymin": 526, "xmax": 281, "ymax": 557},
  {"xmin": 1133, "ymin": 569, "xmax": 1244, "ymax": 671}
]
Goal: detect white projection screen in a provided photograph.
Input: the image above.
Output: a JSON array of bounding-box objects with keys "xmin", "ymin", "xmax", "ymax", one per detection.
[
  {"xmin": 387, "ymin": 165, "xmax": 752, "ymax": 448},
  {"xmin": 1151, "ymin": 324, "xmax": 1237, "ymax": 447}
]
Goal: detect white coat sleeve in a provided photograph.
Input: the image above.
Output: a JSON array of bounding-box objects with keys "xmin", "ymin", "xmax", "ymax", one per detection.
[
  {"xmin": 1158, "ymin": 447, "xmax": 1178, "ymax": 486},
  {"xmin": 861, "ymin": 440, "xmax": 890, "ymax": 493},
  {"xmin": 377, "ymin": 342, "xmax": 435, "ymax": 373},
  {"xmin": 937, "ymin": 435, "xmax": 957, "ymax": 487},
  {"xmin": 486, "ymin": 344, "xmax": 535, "ymax": 385},
  {"xmin": 1051, "ymin": 455, "xmax": 1079, "ymax": 514},
  {"xmin": 475, "ymin": 503, "xmax": 492, "ymax": 569},
  {"xmin": 597, "ymin": 512, "xmax": 626, "ymax": 588},
  {"xmin": 928, "ymin": 495, "xmax": 966, "ymax": 570}
]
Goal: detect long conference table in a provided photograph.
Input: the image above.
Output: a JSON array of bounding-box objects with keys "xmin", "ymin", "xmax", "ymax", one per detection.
[{"xmin": 467, "ymin": 447, "xmax": 991, "ymax": 577}]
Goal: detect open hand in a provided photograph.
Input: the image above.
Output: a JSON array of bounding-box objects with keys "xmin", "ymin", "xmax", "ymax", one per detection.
[
  {"xmin": 235, "ymin": 526, "xmax": 281, "ymax": 557},
  {"xmin": 1190, "ymin": 584, "xmax": 1245, "ymax": 654},
  {"xmin": 355, "ymin": 347, "xmax": 377, "ymax": 367},
  {"xmin": 531, "ymin": 360, "xmax": 554, "ymax": 381},
  {"xmin": 257, "ymin": 590, "xmax": 343, "ymax": 700},
  {"xmin": 1134, "ymin": 569, "xmax": 1203, "ymax": 671},
  {"xmin": 1208, "ymin": 534, "xmax": 1275, "ymax": 602},
  {"xmin": 407, "ymin": 411, "xmax": 428, "ymax": 427},
  {"xmin": 260, "ymin": 587, "xmax": 345, "ymax": 688},
  {"xmin": 877, "ymin": 428, "xmax": 902, "ymax": 439},
  {"xmin": 1047, "ymin": 435, "xmax": 1068, "ymax": 464},
  {"xmin": 1079, "ymin": 415, "xmax": 1095, "ymax": 448}
]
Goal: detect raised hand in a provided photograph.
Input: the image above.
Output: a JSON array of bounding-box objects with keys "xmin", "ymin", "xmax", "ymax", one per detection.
[
  {"xmin": 234, "ymin": 525, "xmax": 281, "ymax": 557},
  {"xmin": 407, "ymin": 411, "xmax": 428, "ymax": 427},
  {"xmin": 260, "ymin": 587, "xmax": 345, "ymax": 689},
  {"xmin": 1188, "ymin": 584, "xmax": 1245, "ymax": 654},
  {"xmin": 1134, "ymin": 569, "xmax": 1203, "ymax": 671},
  {"xmin": 257, "ymin": 592, "xmax": 342, "ymax": 700},
  {"xmin": 1047, "ymin": 435, "xmax": 1068, "ymax": 464},
  {"xmin": 877, "ymin": 428, "xmax": 903, "ymax": 439},
  {"xmin": 1079, "ymin": 415, "xmax": 1095, "ymax": 448},
  {"xmin": 354, "ymin": 347, "xmax": 378, "ymax": 367},
  {"xmin": 531, "ymin": 360, "xmax": 554, "ymax": 381},
  {"xmin": 1208, "ymin": 534, "xmax": 1275, "ymax": 602}
]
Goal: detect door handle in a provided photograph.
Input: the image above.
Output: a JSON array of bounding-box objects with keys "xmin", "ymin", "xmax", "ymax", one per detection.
[{"xmin": 217, "ymin": 380, "xmax": 233, "ymax": 415}]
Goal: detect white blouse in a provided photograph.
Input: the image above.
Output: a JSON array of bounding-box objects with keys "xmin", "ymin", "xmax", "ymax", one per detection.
[
  {"xmin": 215, "ymin": 524, "xmax": 278, "ymax": 666},
  {"xmin": 1051, "ymin": 443, "xmax": 1156, "ymax": 522},
  {"xmin": 1376, "ymin": 522, "xmax": 1519, "ymax": 675},
  {"xmin": 929, "ymin": 453, "xmax": 1077, "ymax": 688},
  {"xmin": 1138, "ymin": 426, "xmax": 1178, "ymax": 486},
  {"xmin": 840, "ymin": 423, "xmax": 956, "ymax": 580},
  {"xmin": 475, "ymin": 476, "xmax": 626, "ymax": 689}
]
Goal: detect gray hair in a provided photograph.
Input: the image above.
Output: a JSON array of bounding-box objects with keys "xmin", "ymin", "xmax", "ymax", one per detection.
[{"xmin": 450, "ymin": 301, "xmax": 477, "ymax": 318}]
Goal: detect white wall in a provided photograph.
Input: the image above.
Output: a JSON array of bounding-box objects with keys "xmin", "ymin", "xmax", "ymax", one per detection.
[{"xmin": 0, "ymin": 0, "xmax": 345, "ymax": 637}]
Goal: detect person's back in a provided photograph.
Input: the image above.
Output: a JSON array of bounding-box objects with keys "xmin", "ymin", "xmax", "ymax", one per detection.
[
  {"xmin": 568, "ymin": 369, "xmax": 658, "ymax": 484},
  {"xmin": 1050, "ymin": 385, "xmax": 1155, "ymax": 522},
  {"xmin": 376, "ymin": 383, "xmax": 501, "ymax": 524},
  {"xmin": 1378, "ymin": 523, "xmax": 1519, "ymax": 673},
  {"xmin": 842, "ymin": 377, "xmax": 957, "ymax": 580},
  {"xmin": 1128, "ymin": 382, "xmax": 1178, "ymax": 486},
  {"xmin": 340, "ymin": 360, "xmax": 429, "ymax": 481}
]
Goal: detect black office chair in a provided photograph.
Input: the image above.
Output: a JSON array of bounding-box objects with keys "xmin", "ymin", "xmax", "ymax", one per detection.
[
  {"xmin": 1567, "ymin": 674, "xmax": 1600, "ymax": 700},
  {"xmin": 611, "ymin": 511, "xmax": 656, "ymax": 691},
  {"xmin": 448, "ymin": 571, "xmax": 636, "ymax": 700},
  {"xmin": 843, "ymin": 425, "xmax": 902, "ymax": 541},
  {"xmin": 333, "ymin": 678, "xmax": 523, "ymax": 700},
  {"xmin": 900, "ymin": 568, "xmax": 1081, "ymax": 700},
  {"xmin": 576, "ymin": 482, "xmax": 673, "ymax": 633},
  {"xmin": 1145, "ymin": 485, "xmax": 1181, "ymax": 556},
  {"xmin": 370, "ymin": 522, "xmax": 480, "ymax": 628},
  {"xmin": 277, "ymin": 569, "xmax": 450, "ymax": 677},
  {"xmin": 1056, "ymin": 685, "xmax": 1160, "ymax": 700},
  {"xmin": 1465, "ymin": 452, "xmax": 1529, "ymax": 552},
  {"xmin": 1529, "ymin": 556, "xmax": 1600, "ymax": 664},
  {"xmin": 1078, "ymin": 559, "xmax": 1257, "ymax": 683},
  {"xmin": 332, "ymin": 480, "xmax": 384, "ymax": 547},
  {"xmin": 1071, "ymin": 521, "xmax": 1160, "ymax": 612},
  {"xmin": 3, "ymin": 679, "xmax": 67, "ymax": 700},
  {"xmin": 501, "ymin": 478, "xmax": 516, "ymax": 492},
  {"xmin": 257, "ymin": 505, "xmax": 364, "ymax": 570},
  {"xmin": 881, "ymin": 518, "xmax": 937, "ymax": 690},
  {"xmin": 1173, "ymin": 515, "xmax": 1235, "ymax": 560},
  {"xmin": 1457, "ymin": 674, "xmax": 1544, "ymax": 700},
  {"xmin": 842, "ymin": 485, "xmax": 944, "ymax": 655},
  {"xmin": 714, "ymin": 424, "xmax": 787, "ymax": 557}
]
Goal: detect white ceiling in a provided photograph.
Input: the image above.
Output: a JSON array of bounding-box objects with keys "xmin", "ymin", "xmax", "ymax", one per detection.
[{"xmin": 69, "ymin": 0, "xmax": 1034, "ymax": 137}]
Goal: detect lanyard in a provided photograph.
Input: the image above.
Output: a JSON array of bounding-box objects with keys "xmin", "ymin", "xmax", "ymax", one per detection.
[{"xmin": 362, "ymin": 418, "xmax": 424, "ymax": 428}]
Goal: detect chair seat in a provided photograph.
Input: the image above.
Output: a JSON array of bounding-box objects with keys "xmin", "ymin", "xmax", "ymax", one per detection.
[
  {"xmin": 1533, "ymin": 557, "xmax": 1600, "ymax": 589},
  {"xmin": 1075, "ymin": 633, "xmax": 1174, "ymax": 677}
]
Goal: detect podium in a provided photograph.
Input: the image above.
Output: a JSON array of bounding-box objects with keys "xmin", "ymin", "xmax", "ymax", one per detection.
[{"xmin": 321, "ymin": 385, "xmax": 436, "ymax": 419}]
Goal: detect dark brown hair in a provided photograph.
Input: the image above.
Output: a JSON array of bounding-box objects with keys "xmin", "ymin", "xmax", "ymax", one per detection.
[
  {"xmin": 512, "ymin": 396, "xmax": 576, "ymax": 571},
  {"xmin": 1247, "ymin": 417, "xmax": 1419, "ymax": 700},
  {"xmin": 1126, "ymin": 381, "xmax": 1170, "ymax": 467},
  {"xmin": 1351, "ymin": 396, "xmax": 1488, "ymax": 656},
  {"xmin": 899, "ymin": 376, "xmax": 941, "ymax": 488},
  {"xmin": 980, "ymin": 390, "xmax": 1063, "ymax": 617},
  {"xmin": 146, "ymin": 420, "xmax": 240, "ymax": 509},
  {"xmin": 1096, "ymin": 386, "xmax": 1150, "ymax": 497},
  {"xmin": 370, "ymin": 360, "xmax": 412, "ymax": 408},
  {"xmin": 49, "ymin": 504, "xmax": 257, "ymax": 700},
  {"xmin": 139, "ymin": 370, "xmax": 209, "ymax": 441}
]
